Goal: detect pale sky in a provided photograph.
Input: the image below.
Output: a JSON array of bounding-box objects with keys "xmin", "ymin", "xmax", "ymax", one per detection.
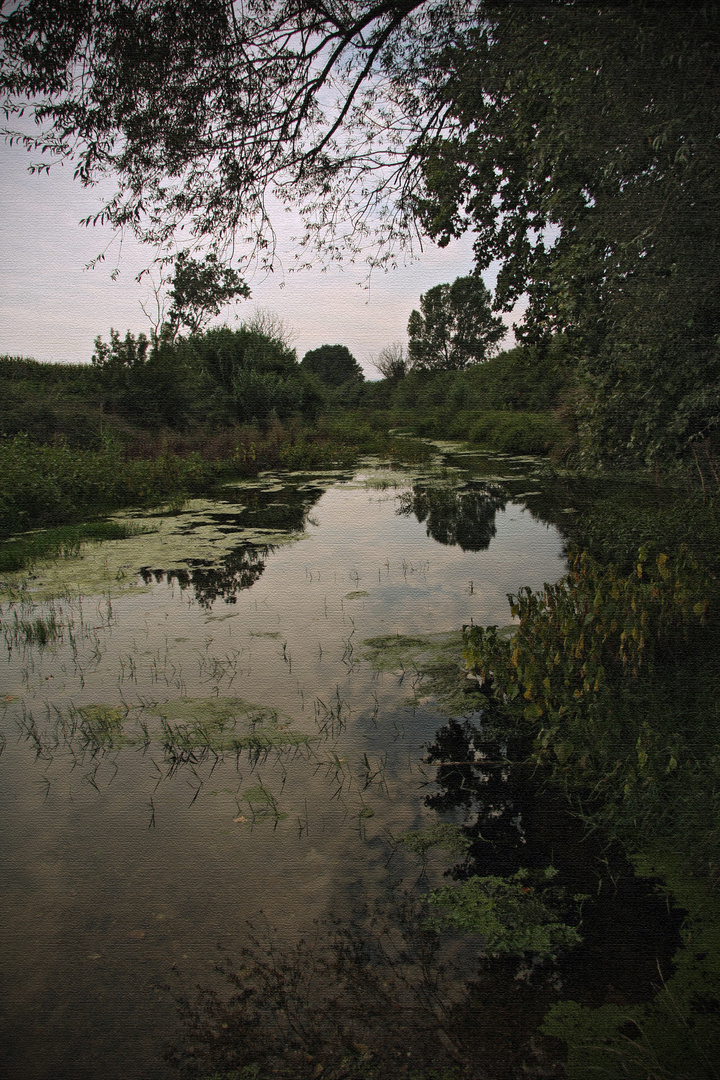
[{"xmin": 0, "ymin": 140, "xmax": 520, "ymax": 378}]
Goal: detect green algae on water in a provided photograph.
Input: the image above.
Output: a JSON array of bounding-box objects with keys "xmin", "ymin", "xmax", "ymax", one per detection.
[{"xmin": 145, "ymin": 696, "xmax": 311, "ymax": 752}]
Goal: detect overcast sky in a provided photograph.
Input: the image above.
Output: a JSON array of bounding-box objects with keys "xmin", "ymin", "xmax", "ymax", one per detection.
[{"xmin": 0, "ymin": 140, "xmax": 521, "ymax": 378}]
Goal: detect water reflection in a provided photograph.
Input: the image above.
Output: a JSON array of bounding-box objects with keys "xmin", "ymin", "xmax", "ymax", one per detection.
[
  {"xmin": 423, "ymin": 710, "xmax": 683, "ymax": 1008},
  {"xmin": 0, "ymin": 456, "xmax": 638, "ymax": 1080},
  {"xmin": 136, "ymin": 485, "xmax": 326, "ymax": 607},
  {"xmin": 397, "ymin": 482, "xmax": 507, "ymax": 551},
  {"xmin": 424, "ymin": 715, "xmax": 530, "ymax": 876},
  {"xmin": 139, "ymin": 544, "xmax": 271, "ymax": 607}
]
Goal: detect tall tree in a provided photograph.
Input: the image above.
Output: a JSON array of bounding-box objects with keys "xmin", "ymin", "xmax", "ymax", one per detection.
[
  {"xmin": 167, "ymin": 251, "xmax": 250, "ymax": 338},
  {"xmin": 373, "ymin": 342, "xmax": 414, "ymax": 380},
  {"xmin": 407, "ymin": 275, "xmax": 504, "ymax": 370}
]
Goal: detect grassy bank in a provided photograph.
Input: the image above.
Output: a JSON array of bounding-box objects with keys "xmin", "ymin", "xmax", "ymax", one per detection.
[{"xmin": 1, "ymin": 339, "xmax": 578, "ymax": 470}]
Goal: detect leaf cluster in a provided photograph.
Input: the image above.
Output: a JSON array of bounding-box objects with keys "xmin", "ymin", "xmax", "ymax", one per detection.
[
  {"xmin": 426, "ymin": 868, "xmax": 583, "ymax": 961},
  {"xmin": 465, "ymin": 546, "xmax": 713, "ymax": 723},
  {"xmin": 462, "ymin": 543, "xmax": 720, "ymax": 869}
]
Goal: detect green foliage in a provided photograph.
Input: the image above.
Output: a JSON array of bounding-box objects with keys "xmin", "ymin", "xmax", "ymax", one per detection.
[
  {"xmin": 426, "ymin": 868, "xmax": 583, "ymax": 960},
  {"xmin": 182, "ymin": 324, "xmax": 322, "ymax": 425},
  {"xmin": 92, "ymin": 328, "xmax": 198, "ymax": 428},
  {"xmin": 395, "ymin": 822, "xmax": 472, "ymax": 861},
  {"xmin": 469, "ymin": 411, "xmax": 568, "ymax": 456},
  {"xmin": 0, "ymin": 355, "xmax": 106, "ymax": 448},
  {"xmin": 301, "ymin": 344, "xmax": 365, "ymax": 387},
  {"xmin": 278, "ymin": 433, "xmax": 359, "ymax": 469},
  {"xmin": 468, "ymin": 342, "xmax": 570, "ymax": 413},
  {"xmin": 0, "ymin": 434, "xmax": 212, "ymax": 535},
  {"xmin": 316, "ymin": 414, "xmax": 433, "ymax": 463},
  {"xmin": 369, "ymin": 345, "xmax": 575, "ymax": 456},
  {"xmin": 566, "ymin": 488, "xmax": 720, "ymax": 577},
  {"xmin": 167, "ymin": 251, "xmax": 250, "ymax": 337},
  {"xmin": 462, "ymin": 544, "xmax": 720, "ymax": 873},
  {"xmin": 417, "ymin": 5, "xmax": 720, "ymax": 467},
  {"xmin": 543, "ymin": 854, "xmax": 720, "ymax": 1080},
  {"xmin": 407, "ymin": 275, "xmax": 505, "ymax": 371},
  {"xmin": 464, "ymin": 547, "xmax": 713, "ymax": 726}
]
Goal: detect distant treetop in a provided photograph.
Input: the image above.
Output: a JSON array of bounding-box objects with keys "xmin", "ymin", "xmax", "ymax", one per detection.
[
  {"xmin": 301, "ymin": 345, "xmax": 365, "ymax": 387},
  {"xmin": 407, "ymin": 276, "xmax": 505, "ymax": 371}
]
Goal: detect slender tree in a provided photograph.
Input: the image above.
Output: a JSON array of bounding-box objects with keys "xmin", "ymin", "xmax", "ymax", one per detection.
[{"xmin": 166, "ymin": 252, "xmax": 250, "ymax": 339}]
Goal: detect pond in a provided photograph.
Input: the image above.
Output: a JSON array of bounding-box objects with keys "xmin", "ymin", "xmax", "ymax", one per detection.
[{"xmin": 0, "ymin": 448, "xmax": 680, "ymax": 1079}]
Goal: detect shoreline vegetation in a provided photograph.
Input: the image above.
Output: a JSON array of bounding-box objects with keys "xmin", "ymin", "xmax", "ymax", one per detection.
[{"xmin": 2, "ymin": 334, "xmax": 720, "ymax": 1079}]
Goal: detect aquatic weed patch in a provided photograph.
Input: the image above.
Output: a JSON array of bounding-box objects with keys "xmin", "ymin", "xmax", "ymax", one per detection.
[
  {"xmin": 1, "ymin": 605, "xmax": 64, "ymax": 649},
  {"xmin": 362, "ymin": 632, "xmax": 454, "ymax": 672},
  {"xmin": 144, "ymin": 697, "xmax": 311, "ymax": 753},
  {"xmin": 0, "ymin": 519, "xmax": 154, "ymax": 574},
  {"xmin": 362, "ymin": 631, "xmax": 479, "ymax": 715},
  {"xmin": 74, "ymin": 704, "xmax": 128, "ymax": 748},
  {"xmin": 0, "ymin": 498, "xmax": 306, "ymax": 601}
]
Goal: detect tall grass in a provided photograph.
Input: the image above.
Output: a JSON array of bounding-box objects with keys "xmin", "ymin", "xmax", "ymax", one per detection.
[{"xmin": 0, "ymin": 434, "xmax": 215, "ymax": 536}]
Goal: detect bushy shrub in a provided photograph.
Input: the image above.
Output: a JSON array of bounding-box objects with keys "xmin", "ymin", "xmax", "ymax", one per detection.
[
  {"xmin": 0, "ymin": 434, "xmax": 212, "ymax": 535},
  {"xmin": 469, "ymin": 411, "xmax": 568, "ymax": 455},
  {"xmin": 462, "ymin": 546, "xmax": 720, "ymax": 868}
]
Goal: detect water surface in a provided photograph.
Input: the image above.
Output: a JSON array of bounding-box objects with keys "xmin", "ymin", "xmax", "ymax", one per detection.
[{"xmin": 0, "ymin": 451, "xmax": 663, "ymax": 1077}]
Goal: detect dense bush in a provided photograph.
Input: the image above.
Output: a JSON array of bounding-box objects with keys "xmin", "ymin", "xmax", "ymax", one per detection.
[
  {"xmin": 463, "ymin": 546, "xmax": 719, "ymax": 867},
  {"xmin": 0, "ymin": 434, "xmax": 213, "ymax": 535},
  {"xmin": 468, "ymin": 411, "xmax": 569, "ymax": 455}
]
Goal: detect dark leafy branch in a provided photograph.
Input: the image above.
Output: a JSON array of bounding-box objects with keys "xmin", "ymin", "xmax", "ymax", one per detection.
[{"xmin": 0, "ymin": 0, "xmax": 472, "ymax": 265}]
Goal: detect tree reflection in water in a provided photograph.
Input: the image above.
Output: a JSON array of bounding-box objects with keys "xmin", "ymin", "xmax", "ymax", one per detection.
[
  {"xmin": 424, "ymin": 715, "xmax": 532, "ymax": 878},
  {"xmin": 139, "ymin": 544, "xmax": 271, "ymax": 608},
  {"xmin": 168, "ymin": 703, "xmax": 680, "ymax": 1079},
  {"xmin": 139, "ymin": 485, "xmax": 325, "ymax": 607},
  {"xmin": 397, "ymin": 482, "xmax": 507, "ymax": 551},
  {"xmin": 423, "ymin": 708, "xmax": 683, "ymax": 1010}
]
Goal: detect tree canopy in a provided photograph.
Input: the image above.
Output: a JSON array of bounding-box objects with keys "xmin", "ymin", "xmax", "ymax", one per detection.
[
  {"xmin": 0, "ymin": 0, "xmax": 459, "ymax": 264},
  {"xmin": 167, "ymin": 252, "xmax": 250, "ymax": 338},
  {"xmin": 301, "ymin": 344, "xmax": 365, "ymax": 386},
  {"xmin": 414, "ymin": 3, "xmax": 720, "ymax": 464},
  {"xmin": 407, "ymin": 275, "xmax": 504, "ymax": 370}
]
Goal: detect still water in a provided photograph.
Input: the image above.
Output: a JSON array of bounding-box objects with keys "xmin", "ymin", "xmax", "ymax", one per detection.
[{"xmin": 0, "ymin": 451, "xmax": 672, "ymax": 1078}]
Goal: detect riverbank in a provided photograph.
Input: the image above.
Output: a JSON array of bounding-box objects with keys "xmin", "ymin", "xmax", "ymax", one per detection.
[{"xmin": 461, "ymin": 487, "xmax": 720, "ymax": 1079}]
